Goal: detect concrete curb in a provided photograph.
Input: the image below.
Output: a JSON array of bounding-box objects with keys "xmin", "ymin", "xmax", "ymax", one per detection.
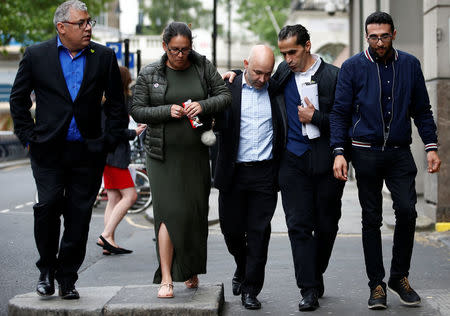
[
  {"xmin": 9, "ymin": 283, "xmax": 224, "ymax": 316},
  {"xmin": 382, "ymin": 185, "xmax": 436, "ymax": 232},
  {"xmin": 0, "ymin": 158, "xmax": 29, "ymax": 169},
  {"xmin": 436, "ymin": 222, "xmax": 450, "ymax": 232},
  {"xmin": 384, "ymin": 214, "xmax": 435, "ymax": 232}
]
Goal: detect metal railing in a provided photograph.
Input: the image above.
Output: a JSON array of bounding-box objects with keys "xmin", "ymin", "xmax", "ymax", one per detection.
[{"xmin": 0, "ymin": 131, "xmax": 28, "ymax": 162}]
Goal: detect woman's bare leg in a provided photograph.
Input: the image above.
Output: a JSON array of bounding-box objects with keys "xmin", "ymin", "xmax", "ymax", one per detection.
[
  {"xmin": 158, "ymin": 222, "xmax": 174, "ymax": 297},
  {"xmin": 100, "ymin": 187, "xmax": 137, "ymax": 247}
]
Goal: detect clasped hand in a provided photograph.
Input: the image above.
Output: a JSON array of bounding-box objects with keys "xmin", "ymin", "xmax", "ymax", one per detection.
[
  {"xmin": 297, "ymin": 97, "xmax": 315, "ymax": 123},
  {"xmin": 170, "ymin": 102, "xmax": 202, "ymax": 119}
]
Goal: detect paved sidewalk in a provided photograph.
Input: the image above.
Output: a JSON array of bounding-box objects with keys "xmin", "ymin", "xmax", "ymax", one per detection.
[{"xmin": 8, "ymin": 179, "xmax": 450, "ymax": 315}]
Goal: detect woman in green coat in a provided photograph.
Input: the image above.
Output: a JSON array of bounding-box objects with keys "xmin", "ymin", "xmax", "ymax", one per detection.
[{"xmin": 131, "ymin": 22, "xmax": 231, "ymax": 298}]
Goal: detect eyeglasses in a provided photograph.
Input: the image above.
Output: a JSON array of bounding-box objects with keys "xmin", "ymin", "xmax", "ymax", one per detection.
[
  {"xmin": 167, "ymin": 47, "xmax": 191, "ymax": 55},
  {"xmin": 63, "ymin": 19, "xmax": 96, "ymax": 29},
  {"xmin": 367, "ymin": 34, "xmax": 392, "ymax": 43}
]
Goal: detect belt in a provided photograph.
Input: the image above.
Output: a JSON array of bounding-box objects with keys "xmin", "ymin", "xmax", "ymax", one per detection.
[{"xmin": 236, "ymin": 159, "xmax": 273, "ymax": 167}]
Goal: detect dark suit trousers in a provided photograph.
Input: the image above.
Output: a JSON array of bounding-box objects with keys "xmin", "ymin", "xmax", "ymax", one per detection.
[
  {"xmin": 30, "ymin": 141, "xmax": 105, "ymax": 286},
  {"xmin": 279, "ymin": 150, "xmax": 344, "ymax": 293},
  {"xmin": 219, "ymin": 161, "xmax": 277, "ymax": 296}
]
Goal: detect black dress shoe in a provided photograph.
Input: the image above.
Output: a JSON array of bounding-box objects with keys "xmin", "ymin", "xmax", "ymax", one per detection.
[
  {"xmin": 58, "ymin": 284, "xmax": 80, "ymax": 300},
  {"xmin": 299, "ymin": 289, "xmax": 319, "ymax": 311},
  {"xmin": 241, "ymin": 293, "xmax": 261, "ymax": 310},
  {"xmin": 232, "ymin": 275, "xmax": 243, "ymax": 296},
  {"xmin": 36, "ymin": 270, "xmax": 55, "ymax": 296}
]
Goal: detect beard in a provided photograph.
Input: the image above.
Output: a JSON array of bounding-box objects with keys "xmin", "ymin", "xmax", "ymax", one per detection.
[{"xmin": 371, "ymin": 45, "xmax": 393, "ymax": 60}]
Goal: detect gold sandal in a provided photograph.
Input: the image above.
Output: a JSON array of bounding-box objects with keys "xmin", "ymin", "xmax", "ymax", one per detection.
[
  {"xmin": 157, "ymin": 282, "xmax": 174, "ymax": 298},
  {"xmin": 185, "ymin": 275, "xmax": 199, "ymax": 289}
]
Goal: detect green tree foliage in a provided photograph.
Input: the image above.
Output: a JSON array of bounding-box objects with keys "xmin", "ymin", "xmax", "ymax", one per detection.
[
  {"xmin": 0, "ymin": 0, "xmax": 114, "ymax": 47},
  {"xmin": 234, "ymin": 0, "xmax": 290, "ymax": 48},
  {"xmin": 140, "ymin": 0, "xmax": 211, "ymax": 35}
]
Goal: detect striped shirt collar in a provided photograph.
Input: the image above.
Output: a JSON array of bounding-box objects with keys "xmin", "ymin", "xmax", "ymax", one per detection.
[{"xmin": 364, "ymin": 47, "xmax": 398, "ymax": 63}]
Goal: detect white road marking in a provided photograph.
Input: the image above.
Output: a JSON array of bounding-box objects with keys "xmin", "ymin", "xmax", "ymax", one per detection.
[
  {"xmin": 1, "ymin": 209, "xmax": 10, "ymax": 213},
  {"xmin": 15, "ymin": 204, "xmax": 24, "ymax": 209},
  {"xmin": 25, "ymin": 202, "xmax": 34, "ymax": 206},
  {"xmin": 125, "ymin": 216, "xmax": 151, "ymax": 229}
]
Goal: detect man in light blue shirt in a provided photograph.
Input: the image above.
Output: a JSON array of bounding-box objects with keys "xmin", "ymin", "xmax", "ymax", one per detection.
[
  {"xmin": 237, "ymin": 65, "xmax": 273, "ymax": 162},
  {"xmin": 214, "ymin": 45, "xmax": 284, "ymax": 310}
]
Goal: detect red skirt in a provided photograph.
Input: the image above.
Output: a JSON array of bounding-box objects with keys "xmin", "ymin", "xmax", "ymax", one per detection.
[{"xmin": 103, "ymin": 165, "xmax": 135, "ymax": 190}]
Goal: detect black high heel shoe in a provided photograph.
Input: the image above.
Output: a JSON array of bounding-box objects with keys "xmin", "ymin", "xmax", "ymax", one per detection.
[{"xmin": 97, "ymin": 235, "xmax": 133, "ymax": 254}]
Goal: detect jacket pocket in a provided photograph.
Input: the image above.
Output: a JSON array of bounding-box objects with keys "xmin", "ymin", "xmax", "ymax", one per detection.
[{"xmin": 352, "ymin": 104, "xmax": 362, "ymax": 137}]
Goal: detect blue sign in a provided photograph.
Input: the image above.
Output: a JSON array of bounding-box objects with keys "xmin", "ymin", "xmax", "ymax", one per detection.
[
  {"xmin": 128, "ymin": 53, "xmax": 135, "ymax": 69},
  {"xmin": 0, "ymin": 84, "xmax": 12, "ymax": 102},
  {"xmin": 106, "ymin": 42, "xmax": 122, "ymax": 61},
  {"xmin": 121, "ymin": 53, "xmax": 135, "ymax": 69}
]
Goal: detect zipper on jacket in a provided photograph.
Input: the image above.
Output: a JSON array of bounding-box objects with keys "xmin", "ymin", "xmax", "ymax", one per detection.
[
  {"xmin": 352, "ymin": 104, "xmax": 361, "ymax": 136},
  {"xmin": 383, "ymin": 61, "xmax": 395, "ymax": 151},
  {"xmin": 376, "ymin": 63, "xmax": 387, "ymax": 151}
]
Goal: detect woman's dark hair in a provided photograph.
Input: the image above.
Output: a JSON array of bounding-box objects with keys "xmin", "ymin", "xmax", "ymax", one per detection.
[
  {"xmin": 365, "ymin": 12, "xmax": 395, "ymax": 34},
  {"xmin": 162, "ymin": 22, "xmax": 193, "ymax": 45},
  {"xmin": 278, "ymin": 24, "xmax": 310, "ymax": 47},
  {"xmin": 119, "ymin": 66, "xmax": 132, "ymax": 97}
]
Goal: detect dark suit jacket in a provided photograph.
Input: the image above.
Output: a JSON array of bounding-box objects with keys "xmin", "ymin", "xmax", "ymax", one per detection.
[
  {"xmin": 271, "ymin": 59, "xmax": 346, "ymax": 174},
  {"xmin": 9, "ymin": 36, "xmax": 128, "ymax": 160},
  {"xmin": 214, "ymin": 73, "xmax": 284, "ymax": 192}
]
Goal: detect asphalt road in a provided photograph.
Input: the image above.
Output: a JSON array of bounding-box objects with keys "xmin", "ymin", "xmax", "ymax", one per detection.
[
  {"xmin": 1, "ymin": 164, "xmax": 450, "ymax": 316},
  {"xmin": 0, "ymin": 164, "xmax": 150, "ymax": 316}
]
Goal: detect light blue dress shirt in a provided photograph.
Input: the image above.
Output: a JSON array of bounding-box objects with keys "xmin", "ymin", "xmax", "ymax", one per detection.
[
  {"xmin": 57, "ymin": 36, "xmax": 86, "ymax": 141},
  {"xmin": 236, "ymin": 73, "xmax": 273, "ymax": 162}
]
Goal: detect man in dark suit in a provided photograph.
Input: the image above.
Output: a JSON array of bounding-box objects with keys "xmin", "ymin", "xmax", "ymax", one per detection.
[
  {"xmin": 9, "ymin": 0, "xmax": 127, "ymax": 300},
  {"xmin": 271, "ymin": 25, "xmax": 346, "ymax": 311},
  {"xmin": 214, "ymin": 45, "xmax": 283, "ymax": 310},
  {"xmin": 224, "ymin": 26, "xmax": 346, "ymax": 312}
]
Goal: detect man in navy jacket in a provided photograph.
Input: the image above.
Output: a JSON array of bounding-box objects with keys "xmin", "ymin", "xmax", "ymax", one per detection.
[{"xmin": 330, "ymin": 12, "xmax": 441, "ymax": 310}]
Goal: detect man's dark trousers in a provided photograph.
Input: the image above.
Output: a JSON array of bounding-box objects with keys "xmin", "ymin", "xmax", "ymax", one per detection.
[
  {"xmin": 352, "ymin": 147, "xmax": 417, "ymax": 289},
  {"xmin": 279, "ymin": 150, "xmax": 344, "ymax": 293},
  {"xmin": 31, "ymin": 140, "xmax": 105, "ymax": 287},
  {"xmin": 219, "ymin": 161, "xmax": 277, "ymax": 296}
]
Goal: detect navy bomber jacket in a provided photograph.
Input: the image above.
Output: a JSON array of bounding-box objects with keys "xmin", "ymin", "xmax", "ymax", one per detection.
[{"xmin": 330, "ymin": 48, "xmax": 438, "ymax": 152}]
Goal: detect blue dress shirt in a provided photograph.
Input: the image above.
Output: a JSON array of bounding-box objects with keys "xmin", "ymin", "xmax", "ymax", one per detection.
[
  {"xmin": 57, "ymin": 36, "xmax": 86, "ymax": 141},
  {"xmin": 236, "ymin": 74, "xmax": 273, "ymax": 162},
  {"xmin": 285, "ymin": 74, "xmax": 310, "ymax": 157}
]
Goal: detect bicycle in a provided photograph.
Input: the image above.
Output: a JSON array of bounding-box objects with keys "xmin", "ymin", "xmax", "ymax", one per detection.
[
  {"xmin": 34, "ymin": 138, "xmax": 152, "ymax": 214},
  {"xmin": 93, "ymin": 163, "xmax": 152, "ymax": 213}
]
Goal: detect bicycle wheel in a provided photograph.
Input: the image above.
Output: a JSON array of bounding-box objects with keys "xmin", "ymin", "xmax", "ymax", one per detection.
[
  {"xmin": 93, "ymin": 186, "xmax": 106, "ymax": 208},
  {"xmin": 128, "ymin": 169, "xmax": 152, "ymax": 213}
]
